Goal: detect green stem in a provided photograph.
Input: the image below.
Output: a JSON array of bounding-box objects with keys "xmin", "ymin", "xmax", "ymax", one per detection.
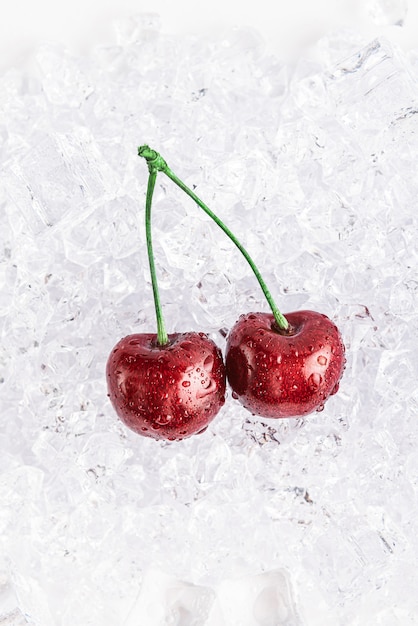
[
  {"xmin": 138, "ymin": 145, "xmax": 289, "ymax": 332},
  {"xmin": 145, "ymin": 166, "xmax": 169, "ymax": 346}
]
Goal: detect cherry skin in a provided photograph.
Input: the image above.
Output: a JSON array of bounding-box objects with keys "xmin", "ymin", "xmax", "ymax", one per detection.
[
  {"xmin": 225, "ymin": 310, "xmax": 345, "ymax": 419},
  {"xmin": 106, "ymin": 331, "xmax": 226, "ymax": 440}
]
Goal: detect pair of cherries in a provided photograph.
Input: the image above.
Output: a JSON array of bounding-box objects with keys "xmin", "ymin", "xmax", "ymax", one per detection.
[{"xmin": 106, "ymin": 147, "xmax": 346, "ymax": 441}]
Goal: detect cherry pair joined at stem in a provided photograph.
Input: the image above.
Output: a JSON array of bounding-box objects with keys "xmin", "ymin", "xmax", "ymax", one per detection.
[{"xmin": 106, "ymin": 146, "xmax": 346, "ymax": 441}]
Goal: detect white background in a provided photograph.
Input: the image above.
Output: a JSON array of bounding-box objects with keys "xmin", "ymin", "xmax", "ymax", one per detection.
[{"xmin": 1, "ymin": 0, "xmax": 418, "ymax": 72}]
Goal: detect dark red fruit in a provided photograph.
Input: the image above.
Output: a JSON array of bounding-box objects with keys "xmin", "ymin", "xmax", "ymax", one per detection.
[
  {"xmin": 225, "ymin": 310, "xmax": 345, "ymax": 419},
  {"xmin": 106, "ymin": 332, "xmax": 226, "ymax": 440}
]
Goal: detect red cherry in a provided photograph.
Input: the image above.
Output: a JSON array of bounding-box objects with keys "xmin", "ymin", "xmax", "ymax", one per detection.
[
  {"xmin": 225, "ymin": 310, "xmax": 345, "ymax": 419},
  {"xmin": 106, "ymin": 332, "xmax": 226, "ymax": 440}
]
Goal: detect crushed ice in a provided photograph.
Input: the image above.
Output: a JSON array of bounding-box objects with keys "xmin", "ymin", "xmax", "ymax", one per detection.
[{"xmin": 1, "ymin": 13, "xmax": 418, "ymax": 625}]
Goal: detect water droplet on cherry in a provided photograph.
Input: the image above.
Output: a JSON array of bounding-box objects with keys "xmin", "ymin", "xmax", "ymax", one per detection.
[
  {"xmin": 155, "ymin": 414, "xmax": 173, "ymax": 425},
  {"xmin": 196, "ymin": 379, "xmax": 216, "ymax": 399},
  {"xmin": 330, "ymin": 382, "xmax": 340, "ymax": 396},
  {"xmin": 308, "ymin": 372, "xmax": 322, "ymax": 390},
  {"xmin": 317, "ymin": 355, "xmax": 327, "ymax": 366},
  {"xmin": 203, "ymin": 354, "xmax": 214, "ymax": 372},
  {"xmin": 182, "ymin": 380, "xmax": 191, "ymax": 387}
]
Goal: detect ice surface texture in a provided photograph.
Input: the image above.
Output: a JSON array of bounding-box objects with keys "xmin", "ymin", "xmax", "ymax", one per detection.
[{"xmin": 1, "ymin": 13, "xmax": 418, "ymax": 625}]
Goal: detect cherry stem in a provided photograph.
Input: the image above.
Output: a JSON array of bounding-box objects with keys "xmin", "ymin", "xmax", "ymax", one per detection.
[
  {"xmin": 145, "ymin": 165, "xmax": 169, "ymax": 346},
  {"xmin": 138, "ymin": 145, "xmax": 289, "ymax": 332}
]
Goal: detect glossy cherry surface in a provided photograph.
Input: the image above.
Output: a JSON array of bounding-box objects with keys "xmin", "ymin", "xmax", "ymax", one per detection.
[
  {"xmin": 225, "ymin": 310, "xmax": 345, "ymax": 419},
  {"xmin": 106, "ymin": 331, "xmax": 226, "ymax": 440}
]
